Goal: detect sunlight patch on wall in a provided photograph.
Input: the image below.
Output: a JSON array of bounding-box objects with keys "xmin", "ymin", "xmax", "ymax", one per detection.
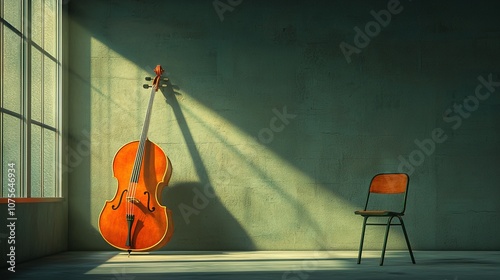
[{"xmin": 155, "ymin": 91, "xmax": 368, "ymax": 249}]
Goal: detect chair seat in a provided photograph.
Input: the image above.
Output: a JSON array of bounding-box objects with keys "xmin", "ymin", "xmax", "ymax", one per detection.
[{"xmin": 354, "ymin": 210, "xmax": 403, "ymax": 217}]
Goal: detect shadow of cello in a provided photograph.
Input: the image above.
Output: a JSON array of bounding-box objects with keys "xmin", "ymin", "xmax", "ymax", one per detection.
[
  {"xmin": 158, "ymin": 77, "xmax": 255, "ymax": 251},
  {"xmin": 162, "ymin": 181, "xmax": 255, "ymax": 250}
]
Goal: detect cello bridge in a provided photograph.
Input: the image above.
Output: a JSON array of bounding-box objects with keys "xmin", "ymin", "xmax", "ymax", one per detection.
[{"xmin": 127, "ymin": 197, "xmax": 140, "ymax": 204}]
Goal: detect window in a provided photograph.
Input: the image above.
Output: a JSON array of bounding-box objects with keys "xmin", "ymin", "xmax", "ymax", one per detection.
[{"xmin": 1, "ymin": 0, "xmax": 62, "ymax": 199}]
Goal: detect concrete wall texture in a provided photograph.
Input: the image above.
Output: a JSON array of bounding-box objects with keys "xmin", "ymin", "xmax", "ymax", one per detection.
[{"xmin": 67, "ymin": 0, "xmax": 500, "ymax": 251}]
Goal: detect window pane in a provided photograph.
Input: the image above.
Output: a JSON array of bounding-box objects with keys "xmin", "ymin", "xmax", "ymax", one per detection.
[
  {"xmin": 2, "ymin": 27, "xmax": 22, "ymax": 113},
  {"xmin": 31, "ymin": 125, "xmax": 42, "ymax": 197},
  {"xmin": 31, "ymin": 0, "xmax": 43, "ymax": 47},
  {"xmin": 43, "ymin": 56, "xmax": 57, "ymax": 127},
  {"xmin": 31, "ymin": 47, "xmax": 43, "ymax": 122},
  {"xmin": 43, "ymin": 129, "xmax": 57, "ymax": 197},
  {"xmin": 2, "ymin": 114, "xmax": 22, "ymax": 197},
  {"xmin": 3, "ymin": 0, "xmax": 23, "ymax": 32},
  {"xmin": 43, "ymin": 0, "xmax": 58, "ymax": 57}
]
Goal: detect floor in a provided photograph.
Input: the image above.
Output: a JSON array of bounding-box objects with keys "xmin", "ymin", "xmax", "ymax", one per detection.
[{"xmin": 2, "ymin": 250, "xmax": 500, "ymax": 280}]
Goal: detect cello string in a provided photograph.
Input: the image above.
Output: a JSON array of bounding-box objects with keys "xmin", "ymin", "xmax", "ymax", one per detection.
[{"xmin": 129, "ymin": 136, "xmax": 143, "ymax": 214}]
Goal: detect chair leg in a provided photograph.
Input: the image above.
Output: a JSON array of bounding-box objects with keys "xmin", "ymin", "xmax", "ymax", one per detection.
[
  {"xmin": 380, "ymin": 216, "xmax": 394, "ymax": 266},
  {"xmin": 357, "ymin": 216, "xmax": 368, "ymax": 264},
  {"xmin": 398, "ymin": 217, "xmax": 416, "ymax": 264}
]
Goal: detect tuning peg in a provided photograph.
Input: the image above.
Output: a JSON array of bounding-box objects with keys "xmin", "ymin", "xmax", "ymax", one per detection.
[
  {"xmin": 145, "ymin": 77, "xmax": 169, "ymax": 81},
  {"xmin": 143, "ymin": 84, "xmax": 151, "ymax": 89}
]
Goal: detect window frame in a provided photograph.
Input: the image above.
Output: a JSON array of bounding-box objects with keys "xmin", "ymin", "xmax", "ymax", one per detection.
[{"xmin": 0, "ymin": 0, "xmax": 63, "ymax": 203}]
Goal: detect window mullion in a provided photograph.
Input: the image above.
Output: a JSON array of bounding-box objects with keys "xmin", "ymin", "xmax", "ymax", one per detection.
[
  {"xmin": 56, "ymin": 1, "xmax": 62, "ymax": 197},
  {"xmin": 41, "ymin": 0, "xmax": 45, "ymax": 125},
  {"xmin": 0, "ymin": 1, "xmax": 3, "ymax": 196},
  {"xmin": 24, "ymin": 0, "xmax": 32, "ymax": 198},
  {"xmin": 39, "ymin": 0, "xmax": 45, "ymax": 197}
]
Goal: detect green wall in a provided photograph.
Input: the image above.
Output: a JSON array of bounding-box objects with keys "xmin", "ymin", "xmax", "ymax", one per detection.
[{"xmin": 67, "ymin": 0, "xmax": 500, "ymax": 251}]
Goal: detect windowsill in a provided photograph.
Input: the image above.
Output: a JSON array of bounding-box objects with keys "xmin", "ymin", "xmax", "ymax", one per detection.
[{"xmin": 0, "ymin": 197, "xmax": 65, "ymax": 203}]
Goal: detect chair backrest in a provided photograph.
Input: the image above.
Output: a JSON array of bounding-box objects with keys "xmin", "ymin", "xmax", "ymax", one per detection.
[
  {"xmin": 370, "ymin": 173, "xmax": 408, "ymax": 194},
  {"xmin": 364, "ymin": 173, "xmax": 410, "ymax": 213}
]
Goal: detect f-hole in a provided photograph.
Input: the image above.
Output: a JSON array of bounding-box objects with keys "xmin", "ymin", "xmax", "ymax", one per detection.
[
  {"xmin": 112, "ymin": 189, "xmax": 128, "ymax": 210},
  {"xmin": 144, "ymin": 191, "xmax": 155, "ymax": 212}
]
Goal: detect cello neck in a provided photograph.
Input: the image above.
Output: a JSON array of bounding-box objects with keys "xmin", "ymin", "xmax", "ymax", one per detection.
[{"xmin": 130, "ymin": 65, "xmax": 164, "ymax": 183}]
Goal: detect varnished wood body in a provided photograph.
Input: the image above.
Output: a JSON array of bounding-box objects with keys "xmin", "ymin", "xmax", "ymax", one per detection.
[{"xmin": 98, "ymin": 140, "xmax": 174, "ymax": 252}]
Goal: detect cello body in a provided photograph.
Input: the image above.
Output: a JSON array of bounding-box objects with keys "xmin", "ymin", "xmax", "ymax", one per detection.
[
  {"xmin": 98, "ymin": 140, "xmax": 174, "ymax": 251},
  {"xmin": 98, "ymin": 65, "xmax": 174, "ymax": 252}
]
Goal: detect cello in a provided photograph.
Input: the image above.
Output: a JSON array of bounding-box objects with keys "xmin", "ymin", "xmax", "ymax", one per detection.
[{"xmin": 98, "ymin": 65, "xmax": 174, "ymax": 255}]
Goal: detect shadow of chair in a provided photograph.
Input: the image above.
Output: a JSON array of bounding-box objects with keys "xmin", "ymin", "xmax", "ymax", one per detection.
[{"xmin": 354, "ymin": 173, "xmax": 416, "ymax": 266}]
